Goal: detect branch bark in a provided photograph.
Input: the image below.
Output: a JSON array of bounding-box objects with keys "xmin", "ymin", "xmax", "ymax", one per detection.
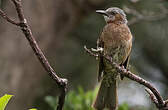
[
  {"xmin": 84, "ymin": 46, "xmax": 168, "ymax": 110},
  {"xmin": 0, "ymin": 0, "xmax": 67, "ymax": 110},
  {"xmin": 0, "ymin": 9, "xmax": 20, "ymax": 25}
]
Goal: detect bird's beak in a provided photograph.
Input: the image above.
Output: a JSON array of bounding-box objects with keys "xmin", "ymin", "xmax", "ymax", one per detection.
[{"xmin": 96, "ymin": 10, "xmax": 108, "ymax": 16}]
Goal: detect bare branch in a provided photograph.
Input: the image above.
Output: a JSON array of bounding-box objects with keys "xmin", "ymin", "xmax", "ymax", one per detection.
[
  {"xmin": 0, "ymin": 0, "xmax": 68, "ymax": 110},
  {"xmin": 145, "ymin": 88, "xmax": 159, "ymax": 107},
  {"xmin": 84, "ymin": 46, "xmax": 168, "ymax": 110},
  {"xmin": 57, "ymin": 85, "xmax": 67, "ymax": 110},
  {"xmin": 10, "ymin": 0, "xmax": 25, "ymax": 22},
  {"xmin": 105, "ymin": 55, "xmax": 165, "ymax": 108},
  {"xmin": 123, "ymin": 6, "xmax": 168, "ymax": 25},
  {"xmin": 0, "ymin": 9, "xmax": 20, "ymax": 26}
]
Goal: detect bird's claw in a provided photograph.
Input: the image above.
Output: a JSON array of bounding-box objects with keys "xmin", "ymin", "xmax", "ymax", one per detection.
[{"xmin": 91, "ymin": 47, "xmax": 104, "ymax": 53}]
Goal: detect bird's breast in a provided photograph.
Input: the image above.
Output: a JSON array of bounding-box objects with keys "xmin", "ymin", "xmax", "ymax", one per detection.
[
  {"xmin": 100, "ymin": 23, "xmax": 132, "ymax": 64},
  {"xmin": 101, "ymin": 23, "xmax": 132, "ymax": 48}
]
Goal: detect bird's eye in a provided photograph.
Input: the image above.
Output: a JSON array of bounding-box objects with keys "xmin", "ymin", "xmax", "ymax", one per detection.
[{"xmin": 111, "ymin": 12, "xmax": 116, "ymax": 15}]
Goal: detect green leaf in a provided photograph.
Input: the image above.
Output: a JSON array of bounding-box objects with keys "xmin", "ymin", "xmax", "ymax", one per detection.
[
  {"xmin": 0, "ymin": 94, "xmax": 13, "ymax": 110},
  {"xmin": 29, "ymin": 108, "xmax": 37, "ymax": 110}
]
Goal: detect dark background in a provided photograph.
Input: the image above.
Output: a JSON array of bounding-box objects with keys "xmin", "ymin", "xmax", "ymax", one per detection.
[{"xmin": 0, "ymin": 0, "xmax": 168, "ymax": 110}]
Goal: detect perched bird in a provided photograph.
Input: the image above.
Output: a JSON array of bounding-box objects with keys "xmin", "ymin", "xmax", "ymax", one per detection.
[{"xmin": 93, "ymin": 7, "xmax": 133, "ymax": 110}]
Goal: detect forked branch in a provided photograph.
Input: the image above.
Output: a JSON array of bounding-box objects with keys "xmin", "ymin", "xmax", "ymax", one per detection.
[{"xmin": 0, "ymin": 0, "xmax": 67, "ymax": 110}]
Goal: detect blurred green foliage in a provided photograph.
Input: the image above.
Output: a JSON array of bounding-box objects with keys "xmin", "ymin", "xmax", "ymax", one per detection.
[{"xmin": 45, "ymin": 87, "xmax": 130, "ymax": 110}]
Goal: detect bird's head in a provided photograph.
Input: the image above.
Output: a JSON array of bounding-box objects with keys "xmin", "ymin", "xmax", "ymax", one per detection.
[{"xmin": 96, "ymin": 7, "xmax": 127, "ymax": 24}]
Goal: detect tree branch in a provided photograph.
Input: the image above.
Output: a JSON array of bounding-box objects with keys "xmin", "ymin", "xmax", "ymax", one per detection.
[
  {"xmin": 0, "ymin": 9, "xmax": 20, "ymax": 26},
  {"xmin": 123, "ymin": 5, "xmax": 168, "ymax": 25},
  {"xmin": 84, "ymin": 46, "xmax": 168, "ymax": 110},
  {"xmin": 0, "ymin": 0, "xmax": 67, "ymax": 110}
]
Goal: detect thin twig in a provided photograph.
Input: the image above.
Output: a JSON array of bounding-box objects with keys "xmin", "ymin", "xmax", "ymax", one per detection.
[
  {"xmin": 145, "ymin": 88, "xmax": 159, "ymax": 107},
  {"xmin": 0, "ymin": 9, "xmax": 20, "ymax": 26},
  {"xmin": 11, "ymin": 0, "xmax": 25, "ymax": 22},
  {"xmin": 0, "ymin": 0, "xmax": 68, "ymax": 110}
]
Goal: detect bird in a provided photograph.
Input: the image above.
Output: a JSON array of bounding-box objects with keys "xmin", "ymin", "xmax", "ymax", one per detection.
[{"xmin": 92, "ymin": 7, "xmax": 133, "ymax": 110}]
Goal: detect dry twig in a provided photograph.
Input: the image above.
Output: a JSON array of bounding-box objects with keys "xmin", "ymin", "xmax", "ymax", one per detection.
[
  {"xmin": 0, "ymin": 0, "xmax": 67, "ymax": 110},
  {"xmin": 84, "ymin": 46, "xmax": 168, "ymax": 110}
]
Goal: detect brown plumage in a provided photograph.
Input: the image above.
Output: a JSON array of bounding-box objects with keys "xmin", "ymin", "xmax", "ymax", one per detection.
[{"xmin": 93, "ymin": 7, "xmax": 133, "ymax": 110}]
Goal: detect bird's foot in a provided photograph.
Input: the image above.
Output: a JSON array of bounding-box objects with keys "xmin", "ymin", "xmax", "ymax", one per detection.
[
  {"xmin": 84, "ymin": 45, "xmax": 99, "ymax": 59},
  {"xmin": 91, "ymin": 47, "xmax": 104, "ymax": 53}
]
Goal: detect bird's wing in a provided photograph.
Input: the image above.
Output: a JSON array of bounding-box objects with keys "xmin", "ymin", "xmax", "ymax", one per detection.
[
  {"xmin": 97, "ymin": 38, "xmax": 104, "ymax": 82},
  {"xmin": 122, "ymin": 53, "xmax": 130, "ymax": 69},
  {"xmin": 120, "ymin": 40, "xmax": 132, "ymax": 80}
]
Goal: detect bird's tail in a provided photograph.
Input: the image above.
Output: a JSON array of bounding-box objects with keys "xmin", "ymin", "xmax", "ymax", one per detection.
[{"xmin": 93, "ymin": 77, "xmax": 118, "ymax": 110}]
